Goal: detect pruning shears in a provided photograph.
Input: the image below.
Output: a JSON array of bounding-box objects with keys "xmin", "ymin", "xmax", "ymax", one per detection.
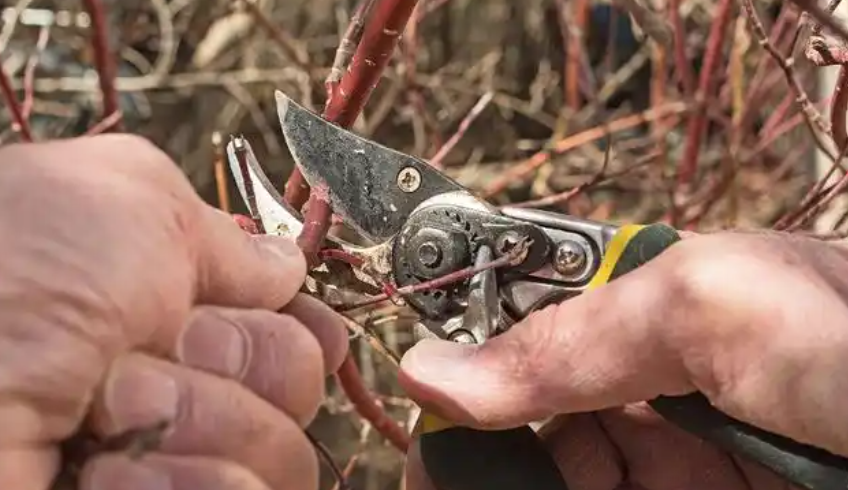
[{"xmin": 226, "ymin": 91, "xmax": 848, "ymax": 490}]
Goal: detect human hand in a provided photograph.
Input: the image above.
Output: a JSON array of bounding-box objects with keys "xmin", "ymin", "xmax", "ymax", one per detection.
[
  {"xmin": 400, "ymin": 230, "xmax": 848, "ymax": 489},
  {"xmin": 0, "ymin": 135, "xmax": 348, "ymax": 490}
]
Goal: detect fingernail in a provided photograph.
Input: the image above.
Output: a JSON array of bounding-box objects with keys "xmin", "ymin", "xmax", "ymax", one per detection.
[
  {"xmin": 401, "ymin": 339, "xmax": 476, "ymax": 380},
  {"xmin": 105, "ymin": 362, "xmax": 179, "ymax": 434},
  {"xmin": 178, "ymin": 311, "xmax": 251, "ymax": 379},
  {"xmin": 86, "ymin": 457, "xmax": 172, "ymax": 490}
]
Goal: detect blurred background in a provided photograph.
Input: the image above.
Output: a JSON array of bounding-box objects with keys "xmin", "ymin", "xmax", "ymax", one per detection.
[{"xmin": 0, "ymin": 0, "xmax": 839, "ymax": 488}]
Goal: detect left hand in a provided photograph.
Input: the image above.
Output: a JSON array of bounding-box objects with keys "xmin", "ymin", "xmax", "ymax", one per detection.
[{"xmin": 0, "ymin": 135, "xmax": 349, "ymax": 490}]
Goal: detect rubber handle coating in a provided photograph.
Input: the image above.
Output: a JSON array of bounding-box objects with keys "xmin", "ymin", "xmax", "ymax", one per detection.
[
  {"xmin": 604, "ymin": 223, "xmax": 848, "ymax": 490},
  {"xmin": 419, "ymin": 424, "xmax": 569, "ymax": 490}
]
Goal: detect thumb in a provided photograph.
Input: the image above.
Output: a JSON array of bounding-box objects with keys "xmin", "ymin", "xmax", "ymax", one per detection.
[
  {"xmin": 398, "ymin": 261, "xmax": 696, "ymax": 429},
  {"xmin": 192, "ymin": 206, "xmax": 307, "ymax": 310}
]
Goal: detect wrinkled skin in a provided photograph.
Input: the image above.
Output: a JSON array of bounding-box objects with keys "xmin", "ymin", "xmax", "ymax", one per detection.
[
  {"xmin": 5, "ymin": 135, "xmax": 848, "ymax": 490},
  {"xmin": 0, "ymin": 135, "xmax": 349, "ymax": 490},
  {"xmin": 401, "ymin": 230, "xmax": 848, "ymax": 490}
]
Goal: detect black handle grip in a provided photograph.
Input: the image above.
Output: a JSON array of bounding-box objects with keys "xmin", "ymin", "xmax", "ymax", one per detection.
[
  {"xmin": 607, "ymin": 224, "xmax": 848, "ymax": 490},
  {"xmin": 418, "ymin": 424, "xmax": 568, "ymax": 490},
  {"xmin": 650, "ymin": 394, "xmax": 848, "ymax": 490}
]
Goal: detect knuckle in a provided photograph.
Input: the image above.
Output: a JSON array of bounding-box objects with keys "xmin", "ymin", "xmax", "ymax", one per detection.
[
  {"xmin": 242, "ymin": 311, "xmax": 325, "ymax": 425},
  {"xmin": 657, "ymin": 233, "xmax": 771, "ymax": 401}
]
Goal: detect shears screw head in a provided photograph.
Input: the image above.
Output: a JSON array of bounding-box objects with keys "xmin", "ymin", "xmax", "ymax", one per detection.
[
  {"xmin": 553, "ymin": 240, "xmax": 588, "ymax": 277},
  {"xmin": 397, "ymin": 166, "xmax": 422, "ymax": 193},
  {"xmin": 417, "ymin": 241, "xmax": 443, "ymax": 268},
  {"xmin": 448, "ymin": 330, "xmax": 477, "ymax": 344}
]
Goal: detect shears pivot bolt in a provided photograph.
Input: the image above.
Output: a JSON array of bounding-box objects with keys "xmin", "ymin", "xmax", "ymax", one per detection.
[
  {"xmin": 417, "ymin": 241, "xmax": 443, "ymax": 268},
  {"xmin": 553, "ymin": 240, "xmax": 587, "ymax": 276}
]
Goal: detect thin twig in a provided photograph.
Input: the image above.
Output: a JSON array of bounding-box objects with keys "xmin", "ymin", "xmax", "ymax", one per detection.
[
  {"xmin": 84, "ymin": 111, "xmax": 123, "ymax": 136},
  {"xmin": 21, "ymin": 25, "xmax": 50, "ymax": 121},
  {"xmin": 669, "ymin": 0, "xmax": 695, "ymax": 96},
  {"xmin": 508, "ymin": 150, "xmax": 661, "ymax": 209},
  {"xmin": 339, "ymin": 238, "xmax": 531, "ymax": 310},
  {"xmin": 775, "ymin": 142, "xmax": 848, "ymax": 229},
  {"xmin": 81, "ymin": 0, "xmax": 122, "ymax": 131},
  {"xmin": 305, "ymin": 429, "xmax": 352, "ymax": 490},
  {"xmin": 238, "ymin": 0, "xmax": 311, "ymax": 72},
  {"xmin": 677, "ymin": 0, "xmax": 734, "ymax": 186},
  {"xmin": 326, "ymin": 0, "xmax": 378, "ymax": 103},
  {"xmin": 335, "ymin": 354, "xmax": 411, "ymax": 452},
  {"xmin": 0, "ymin": 62, "xmax": 32, "ymax": 142},
  {"xmin": 789, "ymin": 0, "xmax": 848, "ymax": 42},
  {"xmin": 428, "ymin": 91, "xmax": 494, "ymax": 168},
  {"xmin": 740, "ymin": 0, "xmax": 834, "ymax": 159},
  {"xmin": 612, "ymin": 0, "xmax": 673, "ymax": 49},
  {"xmin": 481, "ymin": 102, "xmax": 689, "ymax": 197},
  {"xmin": 329, "ymin": 454, "xmax": 361, "ymax": 490}
]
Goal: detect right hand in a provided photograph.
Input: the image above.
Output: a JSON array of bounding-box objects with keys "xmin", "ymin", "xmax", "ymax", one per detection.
[{"xmin": 400, "ymin": 230, "xmax": 848, "ymax": 489}]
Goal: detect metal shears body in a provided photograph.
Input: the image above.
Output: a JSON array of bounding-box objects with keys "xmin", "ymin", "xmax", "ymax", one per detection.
[{"xmin": 225, "ymin": 91, "xmax": 848, "ymax": 490}]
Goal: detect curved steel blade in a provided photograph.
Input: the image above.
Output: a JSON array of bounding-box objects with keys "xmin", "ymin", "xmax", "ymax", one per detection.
[
  {"xmin": 275, "ymin": 91, "xmax": 465, "ymax": 243},
  {"xmin": 226, "ymin": 136, "xmax": 304, "ymax": 239},
  {"xmin": 225, "ymin": 135, "xmax": 395, "ymax": 282}
]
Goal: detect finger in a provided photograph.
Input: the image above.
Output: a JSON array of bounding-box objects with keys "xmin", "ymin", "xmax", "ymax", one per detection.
[
  {"xmin": 281, "ymin": 293, "xmax": 349, "ymax": 374},
  {"xmin": 89, "ymin": 353, "xmax": 318, "ymax": 490},
  {"xmin": 173, "ymin": 306, "xmax": 327, "ymax": 425},
  {"xmin": 0, "ymin": 447, "xmax": 57, "ymax": 490},
  {"xmin": 192, "ymin": 207, "xmax": 307, "ymax": 310},
  {"xmin": 81, "ymin": 453, "xmax": 272, "ymax": 490},
  {"xmin": 597, "ymin": 403, "xmax": 750, "ymax": 490},
  {"xmin": 536, "ymin": 414, "xmax": 625, "ymax": 490},
  {"xmin": 398, "ymin": 247, "xmax": 693, "ymax": 428}
]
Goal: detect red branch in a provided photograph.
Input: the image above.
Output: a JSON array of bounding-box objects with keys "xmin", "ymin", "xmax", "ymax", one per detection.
[
  {"xmin": 289, "ymin": 0, "xmax": 420, "ymax": 454},
  {"xmin": 283, "ymin": 1, "xmax": 377, "ymax": 210},
  {"xmin": 335, "ymin": 356, "xmax": 411, "ymax": 451},
  {"xmin": 0, "ymin": 63, "xmax": 32, "ymax": 142},
  {"xmin": 429, "ymin": 91, "xmax": 493, "ymax": 168},
  {"xmin": 676, "ymin": 0, "xmax": 734, "ymax": 186},
  {"xmin": 296, "ymin": 0, "xmax": 419, "ymax": 262},
  {"xmin": 324, "ymin": 0, "xmax": 419, "ymax": 126},
  {"xmin": 297, "ymin": 193, "xmax": 333, "ymax": 266},
  {"xmin": 669, "ymin": 0, "xmax": 695, "ymax": 96},
  {"xmin": 81, "ymin": 0, "xmax": 122, "ymax": 132}
]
